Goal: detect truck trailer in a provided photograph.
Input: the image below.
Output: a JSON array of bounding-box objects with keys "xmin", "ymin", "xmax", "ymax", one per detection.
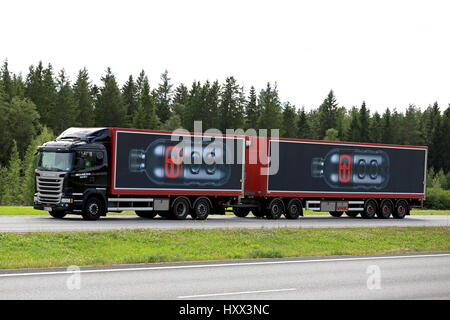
[{"xmin": 34, "ymin": 127, "xmax": 427, "ymax": 220}]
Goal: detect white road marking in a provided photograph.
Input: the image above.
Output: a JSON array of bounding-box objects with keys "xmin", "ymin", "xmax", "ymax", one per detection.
[
  {"xmin": 0, "ymin": 253, "xmax": 449, "ymax": 278},
  {"xmin": 178, "ymin": 288, "xmax": 297, "ymax": 299}
]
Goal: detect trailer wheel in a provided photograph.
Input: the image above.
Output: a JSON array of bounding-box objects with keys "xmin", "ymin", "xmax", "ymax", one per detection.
[
  {"xmin": 171, "ymin": 197, "xmax": 190, "ymax": 220},
  {"xmin": 192, "ymin": 198, "xmax": 211, "ymax": 220},
  {"xmin": 135, "ymin": 211, "xmax": 157, "ymax": 219},
  {"xmin": 393, "ymin": 199, "xmax": 409, "ymax": 219},
  {"xmin": 234, "ymin": 208, "xmax": 250, "ymax": 218},
  {"xmin": 266, "ymin": 198, "xmax": 284, "ymax": 219},
  {"xmin": 49, "ymin": 211, "xmax": 67, "ymax": 219},
  {"xmin": 285, "ymin": 199, "xmax": 302, "ymax": 219},
  {"xmin": 82, "ymin": 196, "xmax": 104, "ymax": 220},
  {"xmin": 361, "ymin": 199, "xmax": 377, "ymax": 219},
  {"xmin": 345, "ymin": 211, "xmax": 359, "ymax": 217},
  {"xmin": 377, "ymin": 200, "xmax": 393, "ymax": 219},
  {"xmin": 329, "ymin": 211, "xmax": 343, "ymax": 217}
]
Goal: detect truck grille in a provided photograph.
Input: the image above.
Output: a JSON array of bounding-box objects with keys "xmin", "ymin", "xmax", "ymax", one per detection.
[{"xmin": 36, "ymin": 176, "xmax": 64, "ymax": 204}]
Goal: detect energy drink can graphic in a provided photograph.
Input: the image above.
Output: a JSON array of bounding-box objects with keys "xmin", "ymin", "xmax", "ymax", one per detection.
[
  {"xmin": 129, "ymin": 138, "xmax": 231, "ymax": 187},
  {"xmin": 311, "ymin": 148, "xmax": 390, "ymax": 190}
]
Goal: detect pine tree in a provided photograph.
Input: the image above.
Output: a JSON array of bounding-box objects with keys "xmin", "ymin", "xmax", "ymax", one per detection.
[
  {"xmin": 318, "ymin": 90, "xmax": 338, "ymax": 139},
  {"xmin": 2, "ymin": 141, "xmax": 22, "ymax": 205},
  {"xmin": 297, "ymin": 107, "xmax": 311, "ymax": 138},
  {"xmin": 95, "ymin": 68, "xmax": 126, "ymax": 127},
  {"xmin": 282, "ymin": 102, "xmax": 298, "ymax": 138},
  {"xmin": 133, "ymin": 76, "xmax": 159, "ymax": 129},
  {"xmin": 219, "ymin": 77, "xmax": 245, "ymax": 131},
  {"xmin": 173, "ymin": 83, "xmax": 188, "ymax": 106},
  {"xmin": 1, "ymin": 60, "xmax": 14, "ymax": 101},
  {"xmin": 257, "ymin": 83, "xmax": 283, "ymax": 134},
  {"xmin": 0, "ymin": 165, "xmax": 7, "ymax": 204},
  {"xmin": 403, "ymin": 104, "xmax": 424, "ymax": 145},
  {"xmin": 359, "ymin": 101, "xmax": 370, "ymax": 142},
  {"xmin": 369, "ymin": 111, "xmax": 383, "ymax": 143},
  {"xmin": 122, "ymin": 75, "xmax": 138, "ymax": 126},
  {"xmin": 153, "ymin": 70, "xmax": 173, "ymax": 123},
  {"xmin": 381, "ymin": 108, "xmax": 393, "ymax": 144},
  {"xmin": 54, "ymin": 69, "xmax": 78, "ymax": 132},
  {"xmin": 245, "ymin": 86, "xmax": 259, "ymax": 130},
  {"xmin": 0, "ymin": 98, "xmax": 12, "ymax": 166},
  {"xmin": 346, "ymin": 107, "xmax": 360, "ymax": 142},
  {"xmin": 73, "ymin": 68, "xmax": 94, "ymax": 127},
  {"xmin": 183, "ymin": 81, "xmax": 202, "ymax": 131},
  {"xmin": 22, "ymin": 127, "xmax": 55, "ymax": 205}
]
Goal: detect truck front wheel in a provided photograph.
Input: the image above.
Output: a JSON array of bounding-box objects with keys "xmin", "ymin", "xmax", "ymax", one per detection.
[
  {"xmin": 49, "ymin": 211, "xmax": 67, "ymax": 219},
  {"xmin": 82, "ymin": 196, "xmax": 104, "ymax": 220}
]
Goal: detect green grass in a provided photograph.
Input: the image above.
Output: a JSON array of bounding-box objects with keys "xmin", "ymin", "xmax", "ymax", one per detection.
[
  {"xmin": 1, "ymin": 206, "xmax": 449, "ymax": 216},
  {"xmin": 0, "ymin": 227, "xmax": 448, "ymax": 269}
]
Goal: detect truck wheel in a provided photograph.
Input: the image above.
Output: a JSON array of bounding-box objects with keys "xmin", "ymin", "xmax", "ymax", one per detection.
[
  {"xmin": 192, "ymin": 198, "xmax": 211, "ymax": 220},
  {"xmin": 345, "ymin": 211, "xmax": 359, "ymax": 217},
  {"xmin": 285, "ymin": 199, "xmax": 302, "ymax": 219},
  {"xmin": 234, "ymin": 208, "xmax": 250, "ymax": 218},
  {"xmin": 82, "ymin": 196, "xmax": 104, "ymax": 220},
  {"xmin": 49, "ymin": 211, "xmax": 67, "ymax": 219},
  {"xmin": 377, "ymin": 200, "xmax": 393, "ymax": 219},
  {"xmin": 266, "ymin": 198, "xmax": 284, "ymax": 219},
  {"xmin": 393, "ymin": 199, "xmax": 409, "ymax": 219},
  {"xmin": 252, "ymin": 209, "xmax": 265, "ymax": 218},
  {"xmin": 329, "ymin": 211, "xmax": 343, "ymax": 217},
  {"xmin": 171, "ymin": 197, "xmax": 190, "ymax": 220},
  {"xmin": 135, "ymin": 211, "xmax": 157, "ymax": 219},
  {"xmin": 361, "ymin": 199, "xmax": 377, "ymax": 219}
]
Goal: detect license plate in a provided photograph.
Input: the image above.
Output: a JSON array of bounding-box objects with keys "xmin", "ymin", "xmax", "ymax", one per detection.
[{"xmin": 44, "ymin": 206, "xmax": 52, "ymax": 212}]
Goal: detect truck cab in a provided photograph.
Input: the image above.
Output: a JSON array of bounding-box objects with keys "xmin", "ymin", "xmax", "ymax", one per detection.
[{"xmin": 34, "ymin": 128, "xmax": 110, "ymax": 219}]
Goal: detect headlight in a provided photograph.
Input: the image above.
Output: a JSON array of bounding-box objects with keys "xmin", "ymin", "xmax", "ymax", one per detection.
[{"xmin": 61, "ymin": 198, "xmax": 73, "ymax": 204}]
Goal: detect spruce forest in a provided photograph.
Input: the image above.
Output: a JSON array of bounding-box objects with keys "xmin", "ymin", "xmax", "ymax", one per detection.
[{"xmin": 0, "ymin": 60, "xmax": 449, "ymax": 207}]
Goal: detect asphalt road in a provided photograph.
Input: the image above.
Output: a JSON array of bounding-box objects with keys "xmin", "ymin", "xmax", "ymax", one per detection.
[
  {"xmin": 0, "ymin": 214, "xmax": 448, "ymax": 233},
  {"xmin": 0, "ymin": 252, "xmax": 449, "ymax": 299}
]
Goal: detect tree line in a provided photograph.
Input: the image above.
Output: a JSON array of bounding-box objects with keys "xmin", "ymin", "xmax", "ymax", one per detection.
[{"xmin": 0, "ymin": 59, "xmax": 449, "ymax": 206}]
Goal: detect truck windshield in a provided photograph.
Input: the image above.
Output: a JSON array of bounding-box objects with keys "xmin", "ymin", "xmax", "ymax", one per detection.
[{"xmin": 37, "ymin": 152, "xmax": 74, "ymax": 171}]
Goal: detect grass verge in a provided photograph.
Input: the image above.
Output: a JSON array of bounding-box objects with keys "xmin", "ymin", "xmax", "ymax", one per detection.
[
  {"xmin": 0, "ymin": 227, "xmax": 448, "ymax": 269},
  {"xmin": 0, "ymin": 206, "xmax": 449, "ymax": 216}
]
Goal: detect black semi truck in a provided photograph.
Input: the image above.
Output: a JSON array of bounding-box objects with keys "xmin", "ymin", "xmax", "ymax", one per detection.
[{"xmin": 34, "ymin": 127, "xmax": 427, "ymax": 220}]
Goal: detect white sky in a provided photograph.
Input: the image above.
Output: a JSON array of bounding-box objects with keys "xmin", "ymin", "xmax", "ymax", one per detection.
[{"xmin": 1, "ymin": 0, "xmax": 449, "ymax": 113}]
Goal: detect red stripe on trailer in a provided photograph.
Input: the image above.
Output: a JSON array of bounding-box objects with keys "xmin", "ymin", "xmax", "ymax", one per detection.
[{"xmin": 266, "ymin": 192, "xmax": 424, "ymax": 199}]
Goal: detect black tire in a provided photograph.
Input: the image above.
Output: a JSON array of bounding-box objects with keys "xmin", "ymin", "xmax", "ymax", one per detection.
[
  {"xmin": 49, "ymin": 211, "xmax": 66, "ymax": 219},
  {"xmin": 82, "ymin": 196, "xmax": 104, "ymax": 221},
  {"xmin": 135, "ymin": 211, "xmax": 157, "ymax": 219},
  {"xmin": 171, "ymin": 197, "xmax": 190, "ymax": 220},
  {"xmin": 377, "ymin": 200, "xmax": 393, "ymax": 219},
  {"xmin": 252, "ymin": 208, "xmax": 265, "ymax": 218},
  {"xmin": 192, "ymin": 198, "xmax": 211, "ymax": 220},
  {"xmin": 285, "ymin": 198, "xmax": 302, "ymax": 219},
  {"xmin": 393, "ymin": 199, "xmax": 409, "ymax": 219},
  {"xmin": 345, "ymin": 211, "xmax": 359, "ymax": 217},
  {"xmin": 234, "ymin": 207, "xmax": 250, "ymax": 218},
  {"xmin": 266, "ymin": 198, "xmax": 284, "ymax": 219},
  {"xmin": 361, "ymin": 199, "xmax": 377, "ymax": 219},
  {"xmin": 329, "ymin": 211, "xmax": 343, "ymax": 217}
]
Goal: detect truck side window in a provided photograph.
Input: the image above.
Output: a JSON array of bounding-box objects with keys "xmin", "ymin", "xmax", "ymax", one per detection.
[{"xmin": 74, "ymin": 151, "xmax": 104, "ymax": 169}]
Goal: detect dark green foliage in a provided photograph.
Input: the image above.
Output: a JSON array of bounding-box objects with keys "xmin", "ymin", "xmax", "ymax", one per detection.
[
  {"xmin": 74, "ymin": 68, "xmax": 94, "ymax": 127},
  {"xmin": 153, "ymin": 70, "xmax": 173, "ymax": 123},
  {"xmin": 94, "ymin": 68, "xmax": 126, "ymax": 127},
  {"xmin": 318, "ymin": 90, "xmax": 338, "ymax": 138},
  {"xmin": 54, "ymin": 69, "xmax": 78, "ymax": 132},
  {"xmin": 282, "ymin": 102, "xmax": 298, "ymax": 138},
  {"xmin": 257, "ymin": 83, "xmax": 283, "ymax": 134},
  {"xmin": 245, "ymin": 86, "xmax": 259, "ymax": 129}
]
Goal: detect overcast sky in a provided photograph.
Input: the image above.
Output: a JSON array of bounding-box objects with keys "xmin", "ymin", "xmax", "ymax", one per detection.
[{"xmin": 1, "ymin": 0, "xmax": 449, "ymax": 113}]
